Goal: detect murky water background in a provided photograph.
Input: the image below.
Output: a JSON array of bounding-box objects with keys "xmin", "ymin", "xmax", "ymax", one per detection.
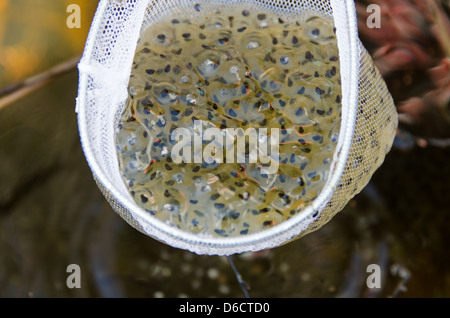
[{"xmin": 0, "ymin": 1, "xmax": 449, "ymax": 298}]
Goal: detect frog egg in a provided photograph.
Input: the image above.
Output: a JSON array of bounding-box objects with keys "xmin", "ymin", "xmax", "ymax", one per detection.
[
  {"xmin": 259, "ymin": 21, "xmax": 269, "ymax": 29},
  {"xmin": 221, "ymin": 65, "xmax": 243, "ymax": 85},
  {"xmin": 147, "ymin": 25, "xmax": 175, "ymax": 48},
  {"xmin": 319, "ymin": 42, "xmax": 339, "ymax": 63},
  {"xmin": 302, "ymin": 17, "xmax": 337, "ymax": 43},
  {"xmin": 116, "ymin": 124, "xmax": 149, "ymax": 153},
  {"xmin": 175, "ymin": 23, "xmax": 202, "ymax": 44},
  {"xmin": 240, "ymin": 30, "xmax": 271, "ymax": 51},
  {"xmin": 280, "ymin": 55, "xmax": 290, "ymax": 65},
  {"xmin": 179, "ymin": 75, "xmax": 191, "ymax": 84},
  {"xmin": 247, "ymin": 41, "xmax": 260, "ymax": 49},
  {"xmin": 196, "ymin": 53, "xmax": 221, "ymax": 80},
  {"xmin": 163, "ymin": 203, "xmax": 178, "ymax": 213},
  {"xmin": 193, "ymin": 176, "xmax": 203, "ymax": 185},
  {"xmin": 125, "ymin": 159, "xmax": 138, "ymax": 173},
  {"xmin": 152, "ymin": 83, "xmax": 179, "ymax": 106},
  {"xmin": 197, "ymin": 58, "xmax": 219, "ymax": 78},
  {"xmin": 210, "ymin": 82, "xmax": 243, "ymax": 107},
  {"xmin": 177, "ymin": 66, "xmax": 200, "ymax": 86},
  {"xmin": 172, "ymin": 173, "xmax": 184, "ymax": 184},
  {"xmin": 330, "ymin": 132, "xmax": 339, "ymax": 143},
  {"xmin": 259, "ymin": 67, "xmax": 285, "ymax": 94},
  {"xmin": 186, "ymin": 94, "xmax": 197, "ymax": 105},
  {"xmin": 213, "ymin": 30, "xmax": 232, "ymax": 46},
  {"xmin": 127, "ymin": 76, "xmax": 148, "ymax": 97},
  {"xmin": 234, "ymin": 95, "xmax": 266, "ymax": 122},
  {"xmin": 129, "ymin": 86, "xmax": 138, "ymax": 96},
  {"xmin": 204, "ymin": 16, "xmax": 227, "ymax": 30},
  {"xmin": 245, "ymin": 164, "xmax": 278, "ymax": 191},
  {"xmin": 234, "ymin": 18, "xmax": 251, "ymax": 34}
]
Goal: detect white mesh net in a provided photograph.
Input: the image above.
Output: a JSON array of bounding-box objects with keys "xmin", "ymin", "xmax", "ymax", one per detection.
[{"xmin": 76, "ymin": 0, "xmax": 397, "ymax": 255}]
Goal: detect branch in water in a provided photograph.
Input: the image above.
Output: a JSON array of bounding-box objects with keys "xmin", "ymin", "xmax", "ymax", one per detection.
[{"xmin": 0, "ymin": 55, "xmax": 81, "ymax": 111}]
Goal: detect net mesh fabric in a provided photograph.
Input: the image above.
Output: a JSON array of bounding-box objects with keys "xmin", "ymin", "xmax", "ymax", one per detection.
[
  {"xmin": 299, "ymin": 43, "xmax": 397, "ymax": 238},
  {"xmin": 77, "ymin": 0, "xmax": 397, "ymax": 255}
]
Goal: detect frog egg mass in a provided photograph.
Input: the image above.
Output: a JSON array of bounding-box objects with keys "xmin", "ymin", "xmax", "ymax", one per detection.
[{"xmin": 115, "ymin": 3, "xmax": 342, "ymax": 238}]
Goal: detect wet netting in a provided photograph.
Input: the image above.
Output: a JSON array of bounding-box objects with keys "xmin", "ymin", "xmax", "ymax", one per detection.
[{"xmin": 76, "ymin": 0, "xmax": 397, "ymax": 256}]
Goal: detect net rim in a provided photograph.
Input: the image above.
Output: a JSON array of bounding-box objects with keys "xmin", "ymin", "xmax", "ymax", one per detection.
[{"xmin": 76, "ymin": 0, "xmax": 359, "ymax": 255}]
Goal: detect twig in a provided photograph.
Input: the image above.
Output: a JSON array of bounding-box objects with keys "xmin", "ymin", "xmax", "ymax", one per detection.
[
  {"xmin": 389, "ymin": 264, "xmax": 411, "ymax": 298},
  {"xmin": 227, "ymin": 255, "xmax": 251, "ymax": 298},
  {"xmin": 425, "ymin": 0, "xmax": 450, "ymax": 56},
  {"xmin": 0, "ymin": 55, "xmax": 81, "ymax": 111}
]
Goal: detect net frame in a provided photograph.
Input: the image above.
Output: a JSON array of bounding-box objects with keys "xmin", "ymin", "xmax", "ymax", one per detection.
[{"xmin": 76, "ymin": 0, "xmax": 396, "ymax": 255}]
